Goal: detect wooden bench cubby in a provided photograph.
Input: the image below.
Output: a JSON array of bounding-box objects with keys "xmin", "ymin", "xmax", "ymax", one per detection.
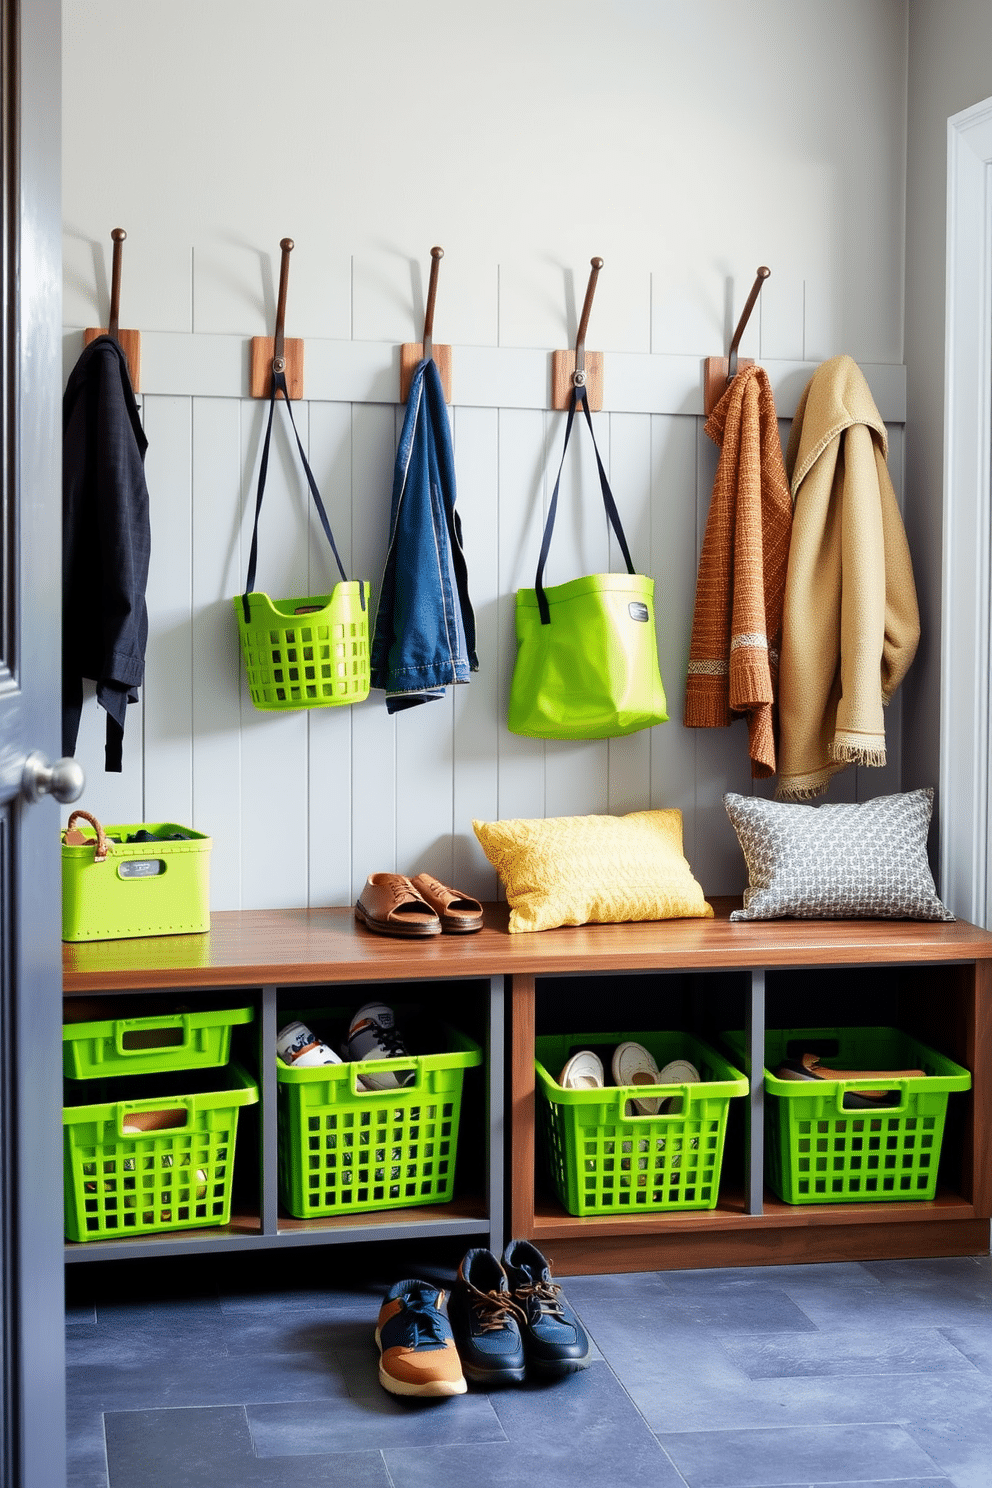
[{"xmin": 63, "ymin": 900, "xmax": 992, "ymax": 1274}]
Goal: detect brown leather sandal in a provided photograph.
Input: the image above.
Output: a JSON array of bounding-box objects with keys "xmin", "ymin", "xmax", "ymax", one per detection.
[
  {"xmin": 355, "ymin": 874, "xmax": 441, "ymax": 938},
  {"xmin": 409, "ymin": 873, "xmax": 484, "ymax": 934}
]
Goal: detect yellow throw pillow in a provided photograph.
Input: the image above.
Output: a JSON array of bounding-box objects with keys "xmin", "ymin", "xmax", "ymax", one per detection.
[{"xmin": 472, "ymin": 810, "xmax": 713, "ymax": 934}]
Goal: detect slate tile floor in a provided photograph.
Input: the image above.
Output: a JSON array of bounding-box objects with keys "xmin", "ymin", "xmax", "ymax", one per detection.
[{"xmin": 66, "ymin": 1246, "xmax": 992, "ymax": 1488}]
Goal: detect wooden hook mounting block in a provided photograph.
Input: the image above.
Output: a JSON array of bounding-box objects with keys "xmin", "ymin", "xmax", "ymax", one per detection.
[
  {"xmin": 551, "ymin": 350, "xmax": 604, "ymax": 411},
  {"xmin": 702, "ymin": 354, "xmax": 755, "ymax": 417},
  {"xmin": 249, "ymin": 337, "xmax": 305, "ymax": 399}
]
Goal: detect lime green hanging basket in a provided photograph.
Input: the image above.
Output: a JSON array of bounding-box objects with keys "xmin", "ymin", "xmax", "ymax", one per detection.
[{"xmin": 235, "ymin": 584, "xmax": 370, "ymax": 711}]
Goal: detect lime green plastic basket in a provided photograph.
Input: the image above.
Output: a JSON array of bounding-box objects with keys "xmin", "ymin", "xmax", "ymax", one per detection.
[
  {"xmin": 63, "ymin": 1005, "xmax": 254, "ymax": 1080},
  {"xmin": 234, "ymin": 583, "xmax": 370, "ymax": 711},
  {"xmin": 61, "ymin": 822, "xmax": 211, "ymax": 942},
  {"xmin": 534, "ymin": 1030, "xmax": 748, "ymax": 1216},
  {"xmin": 723, "ymin": 1027, "xmax": 971, "ymax": 1205},
  {"xmin": 63, "ymin": 1064, "xmax": 259, "ymax": 1242},
  {"xmin": 277, "ymin": 1015, "xmax": 481, "ymax": 1219}
]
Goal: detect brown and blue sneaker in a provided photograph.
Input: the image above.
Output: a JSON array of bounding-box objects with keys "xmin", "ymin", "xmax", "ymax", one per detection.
[
  {"xmin": 375, "ymin": 1278, "xmax": 467, "ymax": 1397},
  {"xmin": 447, "ymin": 1248, "xmax": 527, "ymax": 1387},
  {"xmin": 502, "ymin": 1239, "xmax": 590, "ymax": 1377}
]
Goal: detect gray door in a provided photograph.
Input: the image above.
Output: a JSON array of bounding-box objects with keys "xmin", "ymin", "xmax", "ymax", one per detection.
[{"xmin": 0, "ymin": 1, "xmax": 71, "ymax": 1484}]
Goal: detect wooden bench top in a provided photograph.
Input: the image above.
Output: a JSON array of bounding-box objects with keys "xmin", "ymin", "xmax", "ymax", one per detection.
[{"xmin": 63, "ymin": 899, "xmax": 992, "ymax": 993}]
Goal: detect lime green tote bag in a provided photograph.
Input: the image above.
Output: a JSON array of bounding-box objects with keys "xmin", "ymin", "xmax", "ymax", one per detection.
[{"xmin": 508, "ymin": 388, "xmax": 668, "ymax": 740}]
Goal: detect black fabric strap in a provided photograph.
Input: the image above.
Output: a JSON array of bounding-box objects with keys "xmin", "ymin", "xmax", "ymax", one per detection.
[
  {"xmin": 62, "ymin": 673, "xmax": 84, "ymax": 760},
  {"xmin": 241, "ymin": 367, "xmax": 354, "ymax": 623},
  {"xmin": 534, "ymin": 385, "xmax": 635, "ymax": 625}
]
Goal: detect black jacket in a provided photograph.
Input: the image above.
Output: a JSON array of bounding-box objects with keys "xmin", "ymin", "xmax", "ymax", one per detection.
[{"xmin": 62, "ymin": 335, "xmax": 151, "ymax": 771}]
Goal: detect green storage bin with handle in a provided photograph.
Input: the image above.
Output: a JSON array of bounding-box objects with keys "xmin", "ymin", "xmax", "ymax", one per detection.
[
  {"xmin": 63, "ymin": 1063, "xmax": 258, "ymax": 1242},
  {"xmin": 723, "ymin": 1026, "xmax": 971, "ymax": 1205},
  {"xmin": 277, "ymin": 1010, "xmax": 481, "ymax": 1219},
  {"xmin": 61, "ymin": 809, "xmax": 211, "ymax": 941},
  {"xmin": 235, "ymin": 586, "xmax": 370, "ymax": 711},
  {"xmin": 535, "ymin": 1029, "xmax": 748, "ymax": 1216},
  {"xmin": 62, "ymin": 1003, "xmax": 253, "ymax": 1080}
]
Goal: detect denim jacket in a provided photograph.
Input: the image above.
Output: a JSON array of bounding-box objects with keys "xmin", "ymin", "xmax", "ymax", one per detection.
[{"xmin": 370, "ymin": 357, "xmax": 478, "ymax": 712}]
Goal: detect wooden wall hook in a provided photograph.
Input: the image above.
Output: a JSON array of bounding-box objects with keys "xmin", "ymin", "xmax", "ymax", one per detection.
[
  {"xmin": 703, "ymin": 265, "xmax": 770, "ymax": 415},
  {"xmin": 250, "ymin": 237, "xmax": 305, "ymax": 399},
  {"xmin": 84, "ymin": 228, "xmax": 142, "ymax": 391},
  {"xmin": 551, "ymin": 256, "xmax": 604, "ymax": 411},
  {"xmin": 400, "ymin": 246, "xmax": 453, "ymax": 403}
]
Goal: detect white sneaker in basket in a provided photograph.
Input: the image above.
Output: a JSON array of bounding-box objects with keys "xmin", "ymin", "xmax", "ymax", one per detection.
[
  {"xmin": 657, "ymin": 1058, "xmax": 700, "ymax": 1114},
  {"xmin": 342, "ymin": 1003, "xmax": 415, "ymax": 1089},
  {"xmin": 558, "ymin": 1050, "xmax": 605, "ymax": 1090},
  {"xmin": 612, "ymin": 1041, "xmax": 662, "ymax": 1115}
]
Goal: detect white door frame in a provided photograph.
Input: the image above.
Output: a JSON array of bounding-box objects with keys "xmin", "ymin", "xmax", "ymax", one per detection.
[{"xmin": 939, "ymin": 96, "xmax": 992, "ymax": 927}]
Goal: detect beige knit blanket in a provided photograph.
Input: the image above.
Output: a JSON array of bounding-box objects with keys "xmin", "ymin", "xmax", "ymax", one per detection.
[
  {"xmin": 776, "ymin": 355, "xmax": 920, "ymax": 800},
  {"xmin": 684, "ymin": 365, "xmax": 792, "ymax": 777}
]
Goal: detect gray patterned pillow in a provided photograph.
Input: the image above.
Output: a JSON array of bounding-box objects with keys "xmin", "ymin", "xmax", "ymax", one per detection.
[{"xmin": 724, "ymin": 789, "xmax": 954, "ymax": 921}]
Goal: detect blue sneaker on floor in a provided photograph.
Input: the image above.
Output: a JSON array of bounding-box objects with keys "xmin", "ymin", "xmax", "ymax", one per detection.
[
  {"xmin": 447, "ymin": 1248, "xmax": 527, "ymax": 1387},
  {"xmin": 375, "ymin": 1278, "xmax": 467, "ymax": 1397},
  {"xmin": 502, "ymin": 1239, "xmax": 591, "ymax": 1376}
]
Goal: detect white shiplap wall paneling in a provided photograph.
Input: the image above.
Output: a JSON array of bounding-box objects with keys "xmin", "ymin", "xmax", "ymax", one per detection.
[
  {"xmin": 349, "ymin": 402, "xmax": 402, "ymax": 898},
  {"xmin": 494, "ymin": 408, "xmax": 550, "ymax": 827},
  {"xmin": 306, "ymin": 401, "xmax": 357, "ymax": 911},
  {"xmin": 142, "ymin": 395, "xmax": 195, "ymax": 830},
  {"xmin": 67, "ymin": 326, "xmax": 907, "ymax": 422},
  {"xmin": 648, "ymin": 414, "xmax": 702, "ymax": 858},
  {"xmin": 758, "ymin": 271, "xmax": 806, "ymax": 363},
  {"xmin": 236, "ymin": 398, "xmax": 312, "ymax": 910},
  {"xmin": 451, "ymin": 406, "xmax": 501, "ymax": 901},
  {"xmin": 191, "ymin": 397, "xmax": 245, "ymax": 911},
  {"xmin": 497, "ymin": 260, "xmax": 578, "ymax": 356},
  {"xmin": 605, "ymin": 412, "xmax": 654, "ymax": 818},
  {"xmin": 651, "ymin": 264, "xmax": 724, "ymax": 361},
  {"xmin": 61, "ymin": 229, "xmax": 193, "ymax": 339},
  {"xmin": 351, "ymin": 249, "xmax": 501, "ymax": 350},
  {"xmin": 417, "ymin": 253, "xmax": 500, "ymax": 352},
  {"xmin": 394, "ymin": 692, "xmax": 459, "ymax": 884},
  {"xmin": 189, "ymin": 240, "xmax": 355, "ymax": 343},
  {"xmin": 687, "ymin": 417, "xmax": 757, "ymax": 896}
]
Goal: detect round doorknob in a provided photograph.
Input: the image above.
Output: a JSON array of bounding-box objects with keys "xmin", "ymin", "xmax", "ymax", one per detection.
[{"xmin": 21, "ymin": 752, "xmax": 85, "ymax": 805}]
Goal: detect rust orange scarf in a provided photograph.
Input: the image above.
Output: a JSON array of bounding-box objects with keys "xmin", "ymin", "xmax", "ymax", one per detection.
[{"xmin": 684, "ymin": 365, "xmax": 792, "ymax": 777}]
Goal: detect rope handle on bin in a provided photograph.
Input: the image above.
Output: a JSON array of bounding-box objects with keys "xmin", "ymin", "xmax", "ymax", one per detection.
[{"xmin": 65, "ymin": 809, "xmax": 110, "ymax": 862}]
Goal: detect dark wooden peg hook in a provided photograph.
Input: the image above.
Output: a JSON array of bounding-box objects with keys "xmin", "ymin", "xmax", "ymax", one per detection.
[
  {"xmin": 703, "ymin": 264, "xmax": 771, "ymax": 414},
  {"xmin": 85, "ymin": 227, "xmax": 141, "ymax": 389},
  {"xmin": 574, "ymin": 256, "xmax": 604, "ymax": 382},
  {"xmin": 727, "ymin": 265, "xmax": 770, "ymax": 378},
  {"xmin": 108, "ymin": 228, "xmax": 126, "ymax": 341},
  {"xmin": 423, "ymin": 245, "xmax": 444, "ymax": 359},
  {"xmin": 250, "ymin": 236, "xmax": 304, "ymax": 399},
  {"xmin": 551, "ymin": 255, "xmax": 605, "ymax": 409},
  {"xmin": 400, "ymin": 245, "xmax": 452, "ymax": 402},
  {"xmin": 273, "ymin": 238, "xmax": 294, "ymax": 370}
]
